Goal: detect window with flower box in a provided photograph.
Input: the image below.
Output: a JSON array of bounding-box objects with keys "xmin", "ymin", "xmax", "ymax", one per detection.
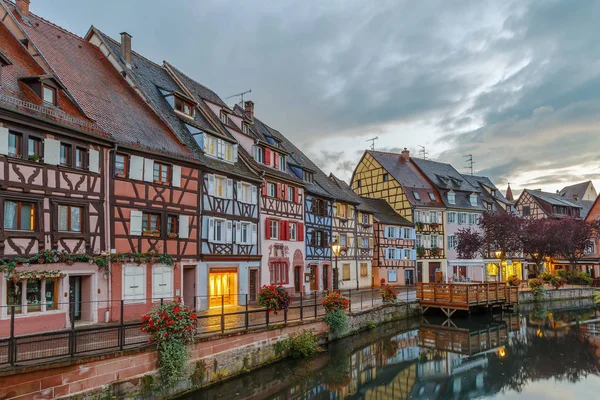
[{"xmin": 142, "ymin": 213, "xmax": 161, "ymax": 235}]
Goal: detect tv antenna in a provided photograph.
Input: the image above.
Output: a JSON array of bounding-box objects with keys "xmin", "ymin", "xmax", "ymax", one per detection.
[
  {"xmin": 366, "ymin": 137, "xmax": 378, "ymax": 150},
  {"xmin": 418, "ymin": 145, "xmax": 429, "ymax": 160},
  {"xmin": 464, "ymin": 154, "xmax": 475, "ymax": 175},
  {"xmin": 225, "ymin": 89, "xmax": 252, "ymax": 105}
]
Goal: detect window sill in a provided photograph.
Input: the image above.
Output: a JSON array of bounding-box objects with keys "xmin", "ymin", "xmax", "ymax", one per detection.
[{"xmin": 142, "ymin": 232, "xmax": 161, "ymax": 238}]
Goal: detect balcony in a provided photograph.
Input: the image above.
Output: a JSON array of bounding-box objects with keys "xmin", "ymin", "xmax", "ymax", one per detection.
[
  {"xmin": 417, "ymin": 247, "xmax": 445, "ymax": 259},
  {"xmin": 415, "ymin": 222, "xmax": 443, "ymax": 234}
]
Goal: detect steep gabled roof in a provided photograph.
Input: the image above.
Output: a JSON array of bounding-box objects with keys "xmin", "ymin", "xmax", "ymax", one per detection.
[
  {"xmin": 16, "ymin": 10, "xmax": 189, "ymax": 158},
  {"xmin": 360, "ymin": 197, "xmax": 413, "ymax": 227},
  {"xmin": 463, "ymin": 175, "xmax": 513, "ymax": 211},
  {"xmin": 526, "ymin": 189, "xmax": 581, "ymax": 208},
  {"xmin": 329, "ymin": 174, "xmax": 373, "ymax": 212},
  {"xmin": 365, "ymin": 150, "xmax": 445, "ymax": 208},
  {"xmin": 558, "ymin": 181, "xmax": 596, "ymax": 201},
  {"xmin": 89, "ymin": 29, "xmax": 257, "ymax": 179},
  {"xmin": 412, "ymin": 158, "xmax": 477, "ymax": 193}
]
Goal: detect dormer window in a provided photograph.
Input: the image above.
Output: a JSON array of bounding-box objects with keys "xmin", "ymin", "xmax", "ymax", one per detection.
[
  {"xmin": 448, "ymin": 191, "xmax": 456, "ymax": 205},
  {"xmin": 174, "ymin": 96, "xmax": 194, "ymax": 117},
  {"xmin": 303, "ymin": 171, "xmax": 314, "ymax": 183},
  {"xmin": 413, "ymin": 191, "xmax": 420, "ymax": 201},
  {"xmin": 43, "ymin": 84, "xmax": 57, "ymax": 105},
  {"xmin": 491, "ymin": 189, "xmax": 497, "ymax": 197},
  {"xmin": 428, "ymin": 192, "xmax": 435, "ymax": 201},
  {"xmin": 220, "ymin": 111, "xmax": 228, "ymax": 124},
  {"xmin": 242, "ymin": 123, "xmax": 249, "ymax": 134},
  {"xmin": 470, "ymin": 194, "xmax": 478, "ymax": 206},
  {"xmin": 203, "ymin": 133, "xmax": 237, "ymax": 162}
]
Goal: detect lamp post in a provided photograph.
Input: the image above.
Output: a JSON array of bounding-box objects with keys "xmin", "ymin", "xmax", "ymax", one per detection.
[
  {"xmin": 494, "ymin": 249, "xmax": 503, "ymax": 282},
  {"xmin": 331, "ymin": 240, "xmax": 342, "ymax": 291}
]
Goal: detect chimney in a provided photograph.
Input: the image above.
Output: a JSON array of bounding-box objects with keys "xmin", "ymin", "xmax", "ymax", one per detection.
[
  {"xmin": 120, "ymin": 32, "xmax": 132, "ymax": 66},
  {"xmin": 244, "ymin": 100, "xmax": 254, "ymax": 121},
  {"xmin": 16, "ymin": 0, "xmax": 30, "ymax": 17},
  {"xmin": 401, "ymin": 147, "xmax": 410, "ymax": 161}
]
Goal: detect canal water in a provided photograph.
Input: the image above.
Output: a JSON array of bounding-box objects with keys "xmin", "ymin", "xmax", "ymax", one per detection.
[{"xmin": 179, "ymin": 299, "xmax": 600, "ymax": 399}]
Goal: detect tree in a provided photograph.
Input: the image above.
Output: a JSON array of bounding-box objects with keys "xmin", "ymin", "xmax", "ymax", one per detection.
[
  {"xmin": 455, "ymin": 227, "xmax": 485, "ymax": 259},
  {"xmin": 480, "ymin": 212, "xmax": 523, "ymax": 258},
  {"xmin": 554, "ymin": 217, "xmax": 600, "ymax": 272},
  {"xmin": 520, "ymin": 218, "xmax": 560, "ymax": 275}
]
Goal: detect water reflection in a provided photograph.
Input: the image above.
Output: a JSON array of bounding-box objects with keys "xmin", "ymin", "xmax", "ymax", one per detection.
[{"xmin": 180, "ymin": 301, "xmax": 600, "ymax": 400}]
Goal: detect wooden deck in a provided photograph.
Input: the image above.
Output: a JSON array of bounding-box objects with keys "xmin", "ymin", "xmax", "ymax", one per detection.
[{"xmin": 416, "ymin": 283, "xmax": 519, "ymax": 317}]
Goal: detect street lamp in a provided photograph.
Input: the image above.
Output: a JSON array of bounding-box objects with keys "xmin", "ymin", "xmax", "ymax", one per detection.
[
  {"xmin": 331, "ymin": 240, "xmax": 342, "ymax": 291},
  {"xmin": 494, "ymin": 250, "xmax": 503, "ymax": 282}
]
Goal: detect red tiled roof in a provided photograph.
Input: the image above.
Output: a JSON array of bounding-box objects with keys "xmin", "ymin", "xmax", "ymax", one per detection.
[{"xmin": 12, "ymin": 8, "xmax": 192, "ymax": 158}]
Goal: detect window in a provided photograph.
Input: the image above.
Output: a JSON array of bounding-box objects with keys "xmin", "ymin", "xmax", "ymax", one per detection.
[
  {"xmin": 27, "ymin": 137, "xmax": 42, "ymax": 158},
  {"xmin": 403, "ymin": 228, "xmax": 411, "ymax": 239},
  {"xmin": 428, "ymin": 192, "xmax": 436, "ymax": 201},
  {"xmin": 382, "ymin": 173, "xmax": 389, "ymax": 182},
  {"xmin": 123, "ymin": 265, "xmax": 145, "ymax": 302},
  {"xmin": 522, "ymin": 205, "xmax": 531, "ymax": 216},
  {"xmin": 413, "ymin": 191, "xmax": 421, "ymax": 201},
  {"xmin": 448, "ymin": 235, "xmax": 457, "ymax": 249},
  {"xmin": 220, "ymin": 111, "xmax": 228, "ymax": 123},
  {"xmin": 361, "ymin": 238, "xmax": 369, "ymax": 248},
  {"xmin": 58, "ymin": 205, "xmax": 82, "ymax": 232},
  {"xmin": 339, "ymin": 234, "xmax": 347, "ymax": 248},
  {"xmin": 356, "ymin": 180, "xmax": 361, "ymax": 188},
  {"xmin": 206, "ymin": 135, "xmax": 236, "ymax": 162},
  {"xmin": 361, "ymin": 213, "xmax": 370, "ymax": 224},
  {"xmin": 4, "ymin": 200, "xmax": 35, "ymax": 230},
  {"xmin": 468, "ymin": 214, "xmax": 476, "ymax": 225},
  {"xmin": 253, "ymin": 146, "xmax": 263, "ymax": 163},
  {"xmin": 238, "ymin": 182, "xmax": 253, "ymax": 203},
  {"xmin": 266, "ymin": 183, "xmax": 276, "ymax": 197},
  {"xmin": 288, "ymin": 186, "xmax": 295, "ymax": 202},
  {"xmin": 270, "ymin": 219, "xmax": 279, "ymax": 240},
  {"xmin": 60, "ymin": 143, "xmax": 71, "ymax": 166},
  {"xmin": 277, "ymin": 154, "xmax": 285, "ymax": 171},
  {"xmin": 487, "ymin": 202, "xmax": 493, "ymax": 211},
  {"xmin": 42, "ymin": 84, "xmax": 57, "ymax": 105},
  {"xmin": 224, "ymin": 142, "xmax": 233, "ymax": 162},
  {"xmin": 386, "ymin": 248, "xmax": 399, "ymax": 260},
  {"xmin": 142, "ymin": 213, "xmax": 160, "ymax": 234},
  {"xmin": 343, "ymin": 264, "xmax": 351, "ymax": 281},
  {"xmin": 167, "ymin": 215, "xmax": 178, "ymax": 234},
  {"xmin": 312, "ymin": 198, "xmax": 327, "ymax": 216},
  {"xmin": 115, "ymin": 153, "xmax": 128, "ymax": 177},
  {"xmin": 289, "ymin": 222, "xmax": 297, "ymax": 241},
  {"xmin": 242, "ymin": 123, "xmax": 249, "ymax": 134},
  {"xmin": 215, "ymin": 176, "xmax": 226, "ymax": 197},
  {"xmin": 458, "ymin": 213, "xmax": 467, "ymax": 225},
  {"xmin": 8, "ymin": 132, "xmax": 22, "ymax": 157},
  {"xmin": 312, "ymin": 229, "xmax": 329, "ymax": 247},
  {"xmin": 337, "ymin": 203, "xmax": 348, "ymax": 219},
  {"xmin": 214, "ymin": 218, "xmax": 225, "ymax": 242},
  {"xmin": 448, "ymin": 191, "xmax": 456, "ymax": 204},
  {"xmin": 174, "ymin": 96, "xmax": 194, "ymax": 117},
  {"xmin": 269, "ymin": 263, "xmax": 288, "ymax": 285},
  {"xmin": 360, "ymin": 263, "xmax": 368, "ymax": 277},
  {"xmin": 153, "ymin": 162, "xmax": 171, "ymax": 184},
  {"xmin": 470, "ymin": 194, "xmax": 478, "ymax": 206},
  {"xmin": 303, "ymin": 171, "xmax": 314, "ymax": 183},
  {"xmin": 416, "ymin": 234, "xmax": 422, "ymax": 247},
  {"xmin": 75, "ymin": 148, "xmax": 86, "ymax": 169},
  {"xmin": 447, "ymin": 212, "xmax": 456, "ymax": 224},
  {"xmin": 239, "ymin": 222, "xmax": 250, "ymax": 244}
]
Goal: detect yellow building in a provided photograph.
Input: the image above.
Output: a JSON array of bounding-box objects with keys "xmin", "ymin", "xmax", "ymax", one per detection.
[{"xmin": 351, "ymin": 149, "xmax": 446, "ymax": 283}]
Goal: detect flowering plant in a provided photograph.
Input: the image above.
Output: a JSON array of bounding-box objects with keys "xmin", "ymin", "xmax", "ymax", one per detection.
[
  {"xmin": 322, "ymin": 291, "xmax": 349, "ymax": 313},
  {"xmin": 507, "ymin": 275, "xmax": 519, "ymax": 287},
  {"xmin": 549, "ymin": 275, "xmax": 567, "ymax": 290},
  {"xmin": 380, "ymin": 284, "xmax": 398, "ymax": 302},
  {"xmin": 141, "ymin": 299, "xmax": 197, "ymax": 343},
  {"xmin": 258, "ymin": 285, "xmax": 292, "ymax": 314}
]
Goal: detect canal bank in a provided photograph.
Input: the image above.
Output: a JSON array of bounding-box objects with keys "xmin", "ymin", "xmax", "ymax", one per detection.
[
  {"xmin": 0, "ymin": 301, "xmax": 421, "ymax": 400},
  {"xmin": 518, "ymin": 286, "xmax": 599, "ymax": 303}
]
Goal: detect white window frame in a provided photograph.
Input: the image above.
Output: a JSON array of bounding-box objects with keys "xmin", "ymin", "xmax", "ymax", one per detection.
[
  {"xmin": 428, "ymin": 192, "xmax": 435, "ymax": 201},
  {"xmin": 289, "ymin": 222, "xmax": 297, "ymax": 241},
  {"xmin": 447, "ymin": 212, "xmax": 456, "ymax": 224},
  {"xmin": 238, "ymin": 221, "xmax": 251, "ymax": 245},
  {"xmin": 278, "ymin": 154, "xmax": 285, "ymax": 171},
  {"xmin": 267, "ymin": 183, "xmax": 277, "ymax": 198},
  {"xmin": 213, "ymin": 218, "xmax": 226, "ymax": 243},
  {"xmin": 448, "ymin": 191, "xmax": 456, "ymax": 205},
  {"xmin": 270, "ymin": 219, "xmax": 279, "ymax": 240},
  {"xmin": 152, "ymin": 265, "xmax": 174, "ymax": 301},
  {"xmin": 413, "ymin": 191, "xmax": 420, "ymax": 201},
  {"xmin": 470, "ymin": 194, "xmax": 478, "ymax": 206}
]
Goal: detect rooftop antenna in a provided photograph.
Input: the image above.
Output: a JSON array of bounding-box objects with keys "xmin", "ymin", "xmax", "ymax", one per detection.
[
  {"xmin": 225, "ymin": 89, "xmax": 252, "ymax": 106},
  {"xmin": 366, "ymin": 137, "xmax": 378, "ymax": 150},
  {"xmin": 464, "ymin": 154, "xmax": 474, "ymax": 175},
  {"xmin": 418, "ymin": 145, "xmax": 429, "ymax": 160}
]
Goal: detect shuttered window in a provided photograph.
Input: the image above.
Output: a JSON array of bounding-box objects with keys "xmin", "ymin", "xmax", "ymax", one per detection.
[
  {"xmin": 152, "ymin": 265, "xmax": 173, "ymax": 300},
  {"xmin": 123, "ymin": 265, "xmax": 145, "ymax": 302}
]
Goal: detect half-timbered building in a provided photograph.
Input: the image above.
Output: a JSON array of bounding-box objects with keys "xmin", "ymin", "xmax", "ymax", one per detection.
[
  {"xmin": 516, "ymin": 189, "xmax": 592, "ymax": 220},
  {"xmin": 360, "ymin": 198, "xmax": 416, "ymax": 286},
  {"xmin": 228, "ymin": 102, "xmax": 307, "ymax": 294},
  {"xmin": 351, "ymin": 148, "xmax": 446, "ymax": 283},
  {"xmin": 329, "ymin": 174, "xmax": 374, "ymax": 289},
  {"xmin": 87, "ymin": 30, "xmax": 262, "ymax": 310},
  {"xmin": 0, "ymin": 7, "xmax": 113, "ymax": 334}
]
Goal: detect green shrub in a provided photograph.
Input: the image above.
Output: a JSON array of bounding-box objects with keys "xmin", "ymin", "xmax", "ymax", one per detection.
[
  {"xmin": 529, "ymin": 278, "xmax": 546, "ymax": 301},
  {"xmin": 540, "ymin": 272, "xmax": 552, "ymax": 282},
  {"xmin": 278, "ymin": 329, "xmax": 319, "ymax": 359},
  {"xmin": 367, "ymin": 320, "xmax": 377, "ymax": 330},
  {"xmin": 157, "ymin": 340, "xmax": 189, "ymax": 387},
  {"xmin": 325, "ymin": 309, "xmax": 349, "ymax": 334}
]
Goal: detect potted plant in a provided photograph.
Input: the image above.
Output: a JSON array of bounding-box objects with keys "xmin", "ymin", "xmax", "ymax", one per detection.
[
  {"xmin": 258, "ymin": 285, "xmax": 292, "ymax": 315},
  {"xmin": 28, "ymin": 154, "xmax": 41, "ymax": 162},
  {"xmin": 167, "ymin": 232, "xmax": 178, "ymax": 239},
  {"xmin": 431, "ymin": 246, "xmax": 440, "ymax": 256},
  {"xmin": 507, "ymin": 275, "xmax": 519, "ymax": 287},
  {"xmin": 430, "ymin": 222, "xmax": 439, "ymax": 230},
  {"xmin": 415, "ymin": 221, "xmax": 425, "ymax": 230},
  {"xmin": 417, "ymin": 246, "xmax": 425, "ymax": 258},
  {"xmin": 380, "ymin": 284, "xmax": 398, "ymax": 302}
]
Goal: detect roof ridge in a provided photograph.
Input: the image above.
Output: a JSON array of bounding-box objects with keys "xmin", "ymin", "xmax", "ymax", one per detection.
[
  {"xmin": 163, "ymin": 61, "xmax": 225, "ymax": 103},
  {"xmin": 94, "ymin": 28, "xmax": 165, "ymax": 71},
  {"xmin": 24, "ymin": 7, "xmax": 84, "ymax": 42}
]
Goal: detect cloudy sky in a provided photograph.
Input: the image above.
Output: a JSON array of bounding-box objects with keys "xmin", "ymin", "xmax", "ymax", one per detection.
[{"xmin": 30, "ymin": 0, "xmax": 600, "ymax": 195}]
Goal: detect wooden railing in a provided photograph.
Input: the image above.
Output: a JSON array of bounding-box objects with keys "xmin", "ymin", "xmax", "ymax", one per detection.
[{"xmin": 416, "ymin": 282, "xmax": 519, "ymax": 309}]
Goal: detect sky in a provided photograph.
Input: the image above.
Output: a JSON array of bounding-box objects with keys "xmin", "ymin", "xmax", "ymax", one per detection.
[{"xmin": 27, "ymin": 0, "xmax": 600, "ymax": 196}]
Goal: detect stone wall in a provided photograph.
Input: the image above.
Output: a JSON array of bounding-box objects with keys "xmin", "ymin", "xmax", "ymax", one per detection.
[
  {"xmin": 519, "ymin": 287, "xmax": 599, "ymax": 304},
  {"xmin": 0, "ymin": 302, "xmax": 421, "ymax": 399}
]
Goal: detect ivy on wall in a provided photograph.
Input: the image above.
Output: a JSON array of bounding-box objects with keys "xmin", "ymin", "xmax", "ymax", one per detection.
[{"xmin": 0, "ymin": 249, "xmax": 175, "ymax": 278}]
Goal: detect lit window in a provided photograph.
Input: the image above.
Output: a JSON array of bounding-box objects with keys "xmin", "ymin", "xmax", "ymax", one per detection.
[
  {"xmin": 167, "ymin": 215, "xmax": 178, "ymax": 235},
  {"xmin": 153, "ymin": 162, "xmax": 171, "ymax": 184},
  {"xmin": 42, "ymin": 85, "xmax": 57, "ymax": 105},
  {"xmin": 115, "ymin": 153, "xmax": 128, "ymax": 177},
  {"xmin": 60, "ymin": 143, "xmax": 71, "ymax": 166},
  {"xmin": 4, "ymin": 200, "xmax": 35, "ymax": 231},
  {"xmin": 75, "ymin": 148, "xmax": 87, "ymax": 169},
  {"xmin": 142, "ymin": 213, "xmax": 160, "ymax": 235},
  {"xmin": 27, "ymin": 137, "xmax": 42, "ymax": 159},
  {"xmin": 8, "ymin": 132, "xmax": 22, "ymax": 157},
  {"xmin": 58, "ymin": 205, "xmax": 82, "ymax": 232}
]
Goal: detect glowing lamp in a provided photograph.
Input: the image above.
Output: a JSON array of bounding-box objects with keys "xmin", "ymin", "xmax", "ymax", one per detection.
[{"xmin": 331, "ymin": 240, "xmax": 342, "ymax": 257}]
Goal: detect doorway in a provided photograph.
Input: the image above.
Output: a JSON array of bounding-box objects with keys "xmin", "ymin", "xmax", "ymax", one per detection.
[
  {"xmin": 323, "ymin": 265, "xmax": 329, "ymax": 291},
  {"xmin": 249, "ymin": 269, "xmax": 258, "ymax": 302},
  {"xmin": 69, "ymin": 276, "xmax": 82, "ymax": 321},
  {"xmin": 294, "ymin": 266, "xmax": 302, "ymax": 293},
  {"xmin": 309, "ymin": 265, "xmax": 317, "ymax": 291},
  {"xmin": 183, "ymin": 266, "xmax": 196, "ymax": 309},
  {"xmin": 405, "ymin": 269, "xmax": 414, "ymax": 285},
  {"xmin": 209, "ymin": 269, "xmax": 237, "ymax": 308},
  {"xmin": 429, "ymin": 262, "xmax": 441, "ymax": 283},
  {"xmin": 417, "ymin": 262, "xmax": 423, "ymax": 282}
]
